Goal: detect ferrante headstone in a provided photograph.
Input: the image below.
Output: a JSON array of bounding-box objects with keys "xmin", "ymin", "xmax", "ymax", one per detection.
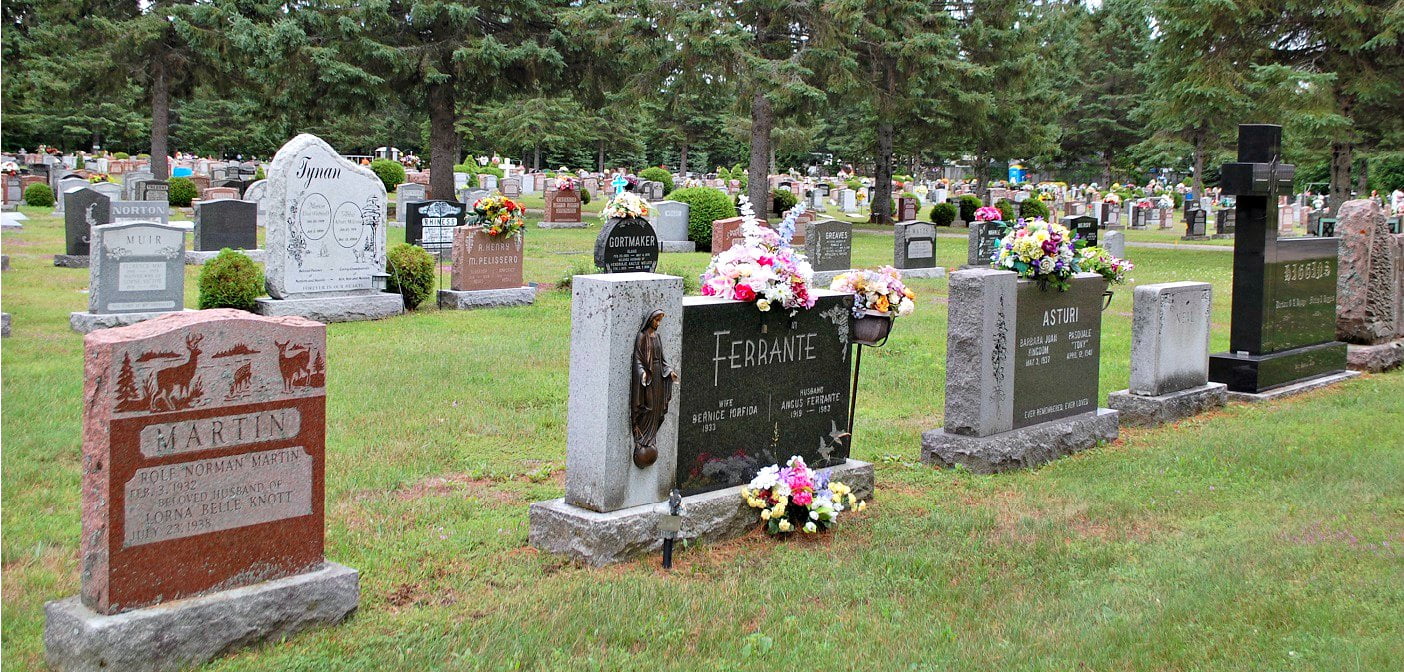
[
  {"xmin": 594, "ymin": 217, "xmax": 660, "ymax": 273},
  {"xmin": 405, "ymin": 200, "xmax": 465, "ymax": 252}
]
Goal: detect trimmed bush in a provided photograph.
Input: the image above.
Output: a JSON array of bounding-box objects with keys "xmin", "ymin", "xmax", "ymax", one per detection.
[
  {"xmin": 23, "ymin": 183, "xmax": 54, "ymax": 207},
  {"xmin": 994, "ymin": 199, "xmax": 1016, "ymax": 222},
  {"xmin": 668, "ymin": 186, "xmax": 738, "ymax": 252},
  {"xmin": 168, "ymin": 177, "xmax": 197, "ymax": 207},
  {"xmin": 930, "ymin": 201, "xmax": 957, "ymax": 227},
  {"xmin": 579, "ymin": 188, "xmax": 591, "ymax": 205},
  {"xmin": 1019, "ymin": 197, "xmax": 1050, "ymax": 220},
  {"xmin": 385, "ymin": 243, "xmax": 436, "ymax": 310},
  {"xmin": 639, "ymin": 167, "xmax": 674, "ymax": 194},
  {"xmin": 198, "ymin": 249, "xmax": 265, "ymax": 311},
  {"xmin": 957, "ymin": 195, "xmax": 982, "ymax": 222},
  {"xmin": 770, "ymin": 188, "xmax": 798, "ymax": 214},
  {"xmin": 845, "ymin": 178, "xmax": 862, "ymax": 191},
  {"xmin": 255, "ymin": 166, "xmax": 265, "ymax": 180},
  {"xmin": 370, "ymin": 159, "xmax": 406, "ymax": 191},
  {"xmin": 113, "ymin": 152, "xmax": 130, "ymax": 160}
]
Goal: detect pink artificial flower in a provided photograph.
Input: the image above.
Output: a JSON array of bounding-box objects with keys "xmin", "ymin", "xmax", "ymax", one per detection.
[
  {"xmin": 792, "ymin": 490, "xmax": 813, "ymax": 506},
  {"xmin": 734, "ymin": 284, "xmax": 756, "ymax": 302}
]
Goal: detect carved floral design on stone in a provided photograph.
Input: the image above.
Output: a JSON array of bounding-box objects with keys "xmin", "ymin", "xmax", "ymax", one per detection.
[{"xmin": 819, "ymin": 303, "xmax": 851, "ymax": 360}]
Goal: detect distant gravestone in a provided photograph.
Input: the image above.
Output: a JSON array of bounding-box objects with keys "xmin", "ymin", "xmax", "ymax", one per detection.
[
  {"xmin": 1108, "ymin": 282, "xmax": 1227, "ymax": 425},
  {"xmin": 1214, "ymin": 207, "xmax": 1236, "ymax": 237},
  {"xmin": 893, "ymin": 221, "xmax": 939, "ymax": 277},
  {"xmin": 1103, "ymin": 230, "xmax": 1127, "ymax": 260},
  {"xmin": 500, "ymin": 177, "xmax": 522, "ymax": 197},
  {"xmin": 62, "ymin": 186, "xmax": 110, "ymax": 259},
  {"xmin": 838, "ymin": 189, "xmax": 857, "ymax": 212},
  {"xmin": 405, "ymin": 200, "xmax": 465, "ymax": 252},
  {"xmin": 193, "ymin": 199, "xmax": 258, "ymax": 251},
  {"xmin": 123, "ymin": 171, "xmax": 153, "ymax": 200},
  {"xmin": 896, "ymin": 197, "xmax": 919, "ymax": 221},
  {"xmin": 541, "ymin": 188, "xmax": 584, "ymax": 228},
  {"xmin": 201, "ymin": 186, "xmax": 239, "ymax": 202},
  {"xmin": 395, "ymin": 183, "xmax": 426, "ymax": 226},
  {"xmin": 652, "ymin": 199, "xmax": 695, "ymax": 253},
  {"xmin": 43, "ymin": 310, "xmax": 358, "ymax": 671},
  {"xmin": 967, "ymin": 220, "xmax": 1010, "ymax": 267},
  {"xmin": 804, "ymin": 219, "xmax": 852, "ymax": 275},
  {"xmin": 710, "ymin": 216, "xmax": 746, "ymax": 253},
  {"xmin": 1183, "ymin": 209, "xmax": 1208, "ymax": 240},
  {"xmin": 138, "ymin": 181, "xmax": 169, "ymax": 202},
  {"xmin": 594, "ymin": 217, "xmax": 660, "ymax": 273},
  {"xmin": 55, "ymin": 177, "xmax": 87, "ymax": 213},
  {"xmin": 111, "ymin": 200, "xmax": 170, "ymax": 225},
  {"xmin": 243, "ymin": 180, "xmax": 268, "ymax": 226},
  {"xmin": 85, "ymin": 221, "xmax": 186, "ymax": 318},
  {"xmin": 479, "ymin": 174, "xmax": 498, "ymax": 191},
  {"xmin": 1061, "ymin": 215, "xmax": 1098, "ymax": 248},
  {"xmin": 91, "ymin": 181, "xmax": 123, "ymax": 202}
]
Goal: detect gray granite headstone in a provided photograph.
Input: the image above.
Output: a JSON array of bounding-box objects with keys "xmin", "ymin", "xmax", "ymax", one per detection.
[
  {"xmin": 55, "ymin": 177, "xmax": 87, "ymax": 213},
  {"xmin": 500, "ymin": 177, "xmax": 522, "ymax": 197},
  {"xmin": 64, "ymin": 187, "xmax": 110, "ymax": 256},
  {"xmin": 91, "ymin": 182, "xmax": 123, "ymax": 202},
  {"xmin": 110, "ymin": 200, "xmax": 170, "ymax": 225},
  {"xmin": 894, "ymin": 221, "xmax": 936, "ymax": 270},
  {"xmin": 1128, "ymin": 282, "xmax": 1213, "ymax": 395},
  {"xmin": 479, "ymin": 174, "xmax": 498, "ymax": 191},
  {"xmin": 243, "ymin": 179, "xmax": 268, "ymax": 226},
  {"xmin": 89, "ymin": 221, "xmax": 186, "ymax": 314},
  {"xmin": 395, "ymin": 183, "xmax": 427, "ymax": 225},
  {"xmin": 194, "ymin": 199, "xmax": 258, "ymax": 251},
  {"xmin": 123, "ymin": 172, "xmax": 153, "ymax": 200},
  {"xmin": 653, "ymin": 200, "xmax": 690, "ymax": 242},
  {"xmin": 804, "ymin": 219, "xmax": 852, "ymax": 272},
  {"xmin": 138, "ymin": 181, "xmax": 169, "ymax": 202}
]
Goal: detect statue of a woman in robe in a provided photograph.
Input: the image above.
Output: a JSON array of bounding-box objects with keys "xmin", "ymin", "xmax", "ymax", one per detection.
[{"xmin": 631, "ymin": 310, "xmax": 678, "ymax": 468}]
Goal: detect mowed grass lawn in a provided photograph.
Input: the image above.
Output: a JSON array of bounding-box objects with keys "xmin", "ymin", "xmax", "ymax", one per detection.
[{"xmin": 3, "ymin": 204, "xmax": 1401, "ymax": 671}]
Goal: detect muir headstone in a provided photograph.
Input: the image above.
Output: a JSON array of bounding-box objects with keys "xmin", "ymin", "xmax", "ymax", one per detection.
[
  {"xmin": 111, "ymin": 200, "xmax": 170, "ymax": 225},
  {"xmin": 542, "ymin": 188, "xmax": 584, "ymax": 227},
  {"xmin": 594, "ymin": 217, "xmax": 660, "ymax": 273},
  {"xmin": 405, "ymin": 200, "xmax": 465, "ymax": 252},
  {"xmin": 921, "ymin": 269, "xmax": 1118, "ymax": 472},
  {"xmin": 675, "ymin": 291, "xmax": 853, "ymax": 494},
  {"xmin": 83, "ymin": 221, "xmax": 186, "ymax": 322},
  {"xmin": 1108, "ymin": 282, "xmax": 1227, "ymax": 425},
  {"xmin": 804, "ymin": 219, "xmax": 852, "ymax": 274},
  {"xmin": 193, "ymin": 199, "xmax": 258, "ymax": 251},
  {"xmin": 64, "ymin": 187, "xmax": 110, "ymax": 256},
  {"xmin": 893, "ymin": 221, "xmax": 938, "ymax": 274},
  {"xmin": 1208, "ymin": 124, "xmax": 1350, "ymax": 395},
  {"xmin": 43, "ymin": 310, "xmax": 358, "ymax": 672}
]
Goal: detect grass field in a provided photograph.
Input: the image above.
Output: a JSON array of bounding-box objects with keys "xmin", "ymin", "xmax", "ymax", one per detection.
[{"xmin": 2, "ymin": 203, "xmax": 1400, "ymax": 671}]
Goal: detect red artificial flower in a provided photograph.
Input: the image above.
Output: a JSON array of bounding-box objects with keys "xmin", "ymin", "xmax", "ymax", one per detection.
[{"xmin": 734, "ymin": 284, "xmax": 756, "ymax": 302}]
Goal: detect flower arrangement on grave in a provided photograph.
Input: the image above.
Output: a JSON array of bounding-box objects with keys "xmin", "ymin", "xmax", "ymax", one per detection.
[
  {"xmin": 1, "ymin": 161, "xmax": 19, "ymax": 176},
  {"xmin": 742, "ymin": 456, "xmax": 864, "ymax": 535},
  {"xmin": 1135, "ymin": 199, "xmax": 1153, "ymax": 209},
  {"xmin": 470, "ymin": 193, "xmax": 526, "ymax": 238},
  {"xmin": 700, "ymin": 196, "xmax": 816, "ymax": 313},
  {"xmin": 974, "ymin": 205, "xmax": 1003, "ymax": 222},
  {"xmin": 991, "ymin": 218, "xmax": 1081, "ymax": 291},
  {"xmin": 1078, "ymin": 246, "xmax": 1134, "ymax": 285},
  {"xmin": 601, "ymin": 191, "xmax": 651, "ymax": 219},
  {"xmin": 88, "ymin": 173, "xmax": 111, "ymax": 184},
  {"xmin": 829, "ymin": 266, "xmax": 916, "ymax": 318},
  {"xmin": 1103, "ymin": 192, "xmax": 1122, "ymax": 205},
  {"xmin": 554, "ymin": 175, "xmax": 578, "ymax": 192}
]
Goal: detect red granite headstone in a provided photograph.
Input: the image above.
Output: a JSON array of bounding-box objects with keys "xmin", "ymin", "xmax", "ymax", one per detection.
[
  {"xmin": 710, "ymin": 216, "xmax": 747, "ymax": 253},
  {"xmin": 189, "ymin": 176, "xmax": 211, "ymax": 193},
  {"xmin": 544, "ymin": 189, "xmax": 582, "ymax": 224},
  {"xmin": 897, "ymin": 197, "xmax": 919, "ymax": 221},
  {"xmin": 201, "ymin": 187, "xmax": 239, "ymax": 201},
  {"xmin": 451, "ymin": 226, "xmax": 525, "ymax": 291},
  {"xmin": 80, "ymin": 310, "xmax": 327, "ymax": 615}
]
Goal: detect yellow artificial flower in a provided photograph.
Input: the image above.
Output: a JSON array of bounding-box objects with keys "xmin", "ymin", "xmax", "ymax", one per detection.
[
  {"xmin": 778, "ymin": 520, "xmax": 793, "ymax": 532},
  {"xmin": 761, "ymin": 509, "xmax": 772, "ymax": 520}
]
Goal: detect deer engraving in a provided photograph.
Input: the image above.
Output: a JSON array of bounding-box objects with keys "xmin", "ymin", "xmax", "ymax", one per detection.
[
  {"xmin": 275, "ymin": 340, "xmax": 311, "ymax": 392},
  {"xmin": 151, "ymin": 334, "xmax": 204, "ymax": 410}
]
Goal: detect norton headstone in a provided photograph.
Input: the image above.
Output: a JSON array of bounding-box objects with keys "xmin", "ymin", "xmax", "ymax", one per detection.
[{"xmin": 111, "ymin": 200, "xmax": 170, "ymax": 225}]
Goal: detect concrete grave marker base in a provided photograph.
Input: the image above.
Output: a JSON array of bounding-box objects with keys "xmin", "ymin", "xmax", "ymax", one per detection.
[
  {"xmin": 1223, "ymin": 370, "xmax": 1361, "ymax": 403},
  {"xmin": 529, "ymin": 459, "xmax": 873, "ymax": 567},
  {"xmin": 1107, "ymin": 383, "xmax": 1228, "ymax": 428},
  {"xmin": 53, "ymin": 254, "xmax": 90, "ymax": 268},
  {"xmin": 437, "ymin": 286, "xmax": 536, "ymax": 310},
  {"xmin": 1345, "ymin": 340, "xmax": 1403, "ymax": 373},
  {"xmin": 811, "ymin": 269, "xmax": 853, "ymax": 288},
  {"xmin": 921, "ymin": 409, "xmax": 1119, "ymax": 474},
  {"xmin": 896, "ymin": 267, "xmax": 947, "ymax": 279},
  {"xmin": 255, "ymin": 293, "xmax": 404, "ymax": 323},
  {"xmin": 70, "ymin": 309, "xmax": 196, "ymax": 335},
  {"xmin": 537, "ymin": 221, "xmax": 589, "ymax": 229},
  {"xmin": 659, "ymin": 240, "xmax": 696, "ymax": 253},
  {"xmin": 1211, "ymin": 233, "xmax": 1235, "ymax": 240},
  {"xmin": 185, "ymin": 249, "xmax": 265, "ymax": 265},
  {"xmin": 1180, "ymin": 235, "xmax": 1210, "ymax": 241},
  {"xmin": 44, "ymin": 562, "xmax": 359, "ymax": 672}
]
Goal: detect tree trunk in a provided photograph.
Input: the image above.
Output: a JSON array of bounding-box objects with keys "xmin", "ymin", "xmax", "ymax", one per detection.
[
  {"xmin": 873, "ymin": 120, "xmax": 894, "ymax": 225},
  {"xmin": 427, "ymin": 80, "xmax": 458, "ymax": 201},
  {"xmin": 679, "ymin": 140, "xmax": 689, "ymax": 176},
  {"xmin": 974, "ymin": 154, "xmax": 989, "ymax": 201},
  {"xmin": 150, "ymin": 59, "xmax": 170, "ymax": 180},
  {"xmin": 1101, "ymin": 149, "xmax": 1112, "ymax": 188},
  {"xmin": 748, "ymin": 90, "xmax": 772, "ymax": 215},
  {"xmin": 1191, "ymin": 129, "xmax": 1205, "ymax": 199},
  {"xmin": 597, "ymin": 139, "xmax": 605, "ymax": 173},
  {"xmin": 1355, "ymin": 157, "xmax": 1368, "ymax": 197},
  {"xmin": 533, "ymin": 145, "xmax": 541, "ymax": 170},
  {"xmin": 1329, "ymin": 140, "xmax": 1352, "ymax": 216}
]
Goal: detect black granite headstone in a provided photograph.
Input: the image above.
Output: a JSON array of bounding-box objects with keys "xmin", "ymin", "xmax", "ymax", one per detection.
[
  {"xmin": 1011, "ymin": 277, "xmax": 1104, "ymax": 428},
  {"xmin": 972, "ymin": 220, "xmax": 1011, "ymax": 266},
  {"xmin": 675, "ymin": 293, "xmax": 853, "ymax": 495},
  {"xmin": 64, "ymin": 187, "xmax": 110, "ymax": 256},
  {"xmin": 593, "ymin": 217, "xmax": 659, "ymax": 272},
  {"xmin": 893, "ymin": 221, "xmax": 936, "ymax": 269},
  {"xmin": 405, "ymin": 200, "xmax": 466, "ymax": 252},
  {"xmin": 1185, "ymin": 209, "xmax": 1208, "ymax": 238},
  {"xmin": 1208, "ymin": 124, "xmax": 1346, "ymax": 393},
  {"xmin": 1061, "ymin": 215, "xmax": 1098, "ymax": 248},
  {"xmin": 193, "ymin": 199, "xmax": 257, "ymax": 251}
]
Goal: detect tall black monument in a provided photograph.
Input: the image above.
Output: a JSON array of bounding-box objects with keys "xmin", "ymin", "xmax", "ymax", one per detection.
[{"xmin": 1208, "ymin": 125, "xmax": 1346, "ymax": 393}]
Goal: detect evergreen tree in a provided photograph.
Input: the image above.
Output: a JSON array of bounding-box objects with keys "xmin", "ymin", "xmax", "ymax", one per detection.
[{"xmin": 1057, "ymin": 0, "xmax": 1151, "ymax": 186}]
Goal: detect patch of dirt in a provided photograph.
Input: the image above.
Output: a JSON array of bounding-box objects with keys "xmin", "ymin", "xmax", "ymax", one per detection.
[{"xmin": 967, "ymin": 490, "xmax": 1161, "ymax": 545}]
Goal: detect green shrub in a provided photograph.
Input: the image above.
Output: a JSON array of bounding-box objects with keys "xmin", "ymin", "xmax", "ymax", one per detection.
[
  {"xmin": 370, "ymin": 159, "xmax": 406, "ymax": 191},
  {"xmin": 930, "ymin": 201, "xmax": 957, "ymax": 226},
  {"xmin": 957, "ymin": 195, "xmax": 983, "ymax": 222},
  {"xmin": 770, "ymin": 188, "xmax": 798, "ymax": 214},
  {"xmin": 75, "ymin": 155, "xmax": 85, "ymax": 170},
  {"xmin": 845, "ymin": 178, "xmax": 862, "ymax": 191},
  {"xmin": 639, "ymin": 167, "xmax": 674, "ymax": 194},
  {"xmin": 255, "ymin": 166, "xmax": 265, "ymax": 180},
  {"xmin": 385, "ymin": 243, "xmax": 436, "ymax": 310},
  {"xmin": 994, "ymin": 199, "xmax": 1016, "ymax": 222},
  {"xmin": 137, "ymin": 153, "xmax": 150, "ymax": 159},
  {"xmin": 669, "ymin": 186, "xmax": 739, "ymax": 252},
  {"xmin": 197, "ymin": 249, "xmax": 265, "ymax": 311},
  {"xmin": 1019, "ymin": 197, "xmax": 1050, "ymax": 220},
  {"xmin": 23, "ymin": 183, "xmax": 54, "ymax": 207},
  {"xmin": 579, "ymin": 188, "xmax": 591, "ymax": 205},
  {"xmin": 168, "ymin": 177, "xmax": 197, "ymax": 207},
  {"xmin": 113, "ymin": 152, "xmax": 130, "ymax": 160}
]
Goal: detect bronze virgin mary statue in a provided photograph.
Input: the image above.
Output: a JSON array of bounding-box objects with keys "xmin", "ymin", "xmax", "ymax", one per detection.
[{"xmin": 631, "ymin": 310, "xmax": 678, "ymax": 468}]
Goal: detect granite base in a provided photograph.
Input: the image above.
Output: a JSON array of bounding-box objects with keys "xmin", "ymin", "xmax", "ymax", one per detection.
[
  {"xmin": 70, "ymin": 309, "xmax": 196, "ymax": 334},
  {"xmin": 894, "ymin": 266, "xmax": 947, "ymax": 279},
  {"xmin": 659, "ymin": 240, "xmax": 697, "ymax": 253},
  {"xmin": 437, "ymin": 286, "xmax": 536, "ymax": 310},
  {"xmin": 44, "ymin": 562, "xmax": 359, "ymax": 672},
  {"xmin": 921, "ymin": 409, "xmax": 1120, "ymax": 474},
  {"xmin": 1224, "ymin": 370, "xmax": 1361, "ymax": 403},
  {"xmin": 1107, "ymin": 383, "xmax": 1227, "ymax": 427},
  {"xmin": 529, "ymin": 459, "xmax": 874, "ymax": 567},
  {"xmin": 186, "ymin": 249, "xmax": 266, "ymax": 265},
  {"xmin": 53, "ymin": 254, "xmax": 90, "ymax": 268},
  {"xmin": 255, "ymin": 293, "xmax": 404, "ymax": 323},
  {"xmin": 537, "ymin": 221, "xmax": 589, "ymax": 229},
  {"xmin": 811, "ymin": 269, "xmax": 852, "ymax": 287},
  {"xmin": 1210, "ymin": 341, "xmax": 1348, "ymax": 393},
  {"xmin": 1211, "ymin": 234, "xmax": 1235, "ymax": 240},
  {"xmin": 1346, "ymin": 340, "xmax": 1404, "ymax": 373},
  {"xmin": 1180, "ymin": 235, "xmax": 1210, "ymax": 242}
]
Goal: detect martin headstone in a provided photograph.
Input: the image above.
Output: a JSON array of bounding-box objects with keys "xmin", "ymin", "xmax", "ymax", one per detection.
[
  {"xmin": 43, "ymin": 310, "xmax": 358, "ymax": 672},
  {"xmin": 893, "ymin": 220, "xmax": 942, "ymax": 278},
  {"xmin": 594, "ymin": 217, "xmax": 660, "ymax": 273},
  {"xmin": 1208, "ymin": 124, "xmax": 1352, "ymax": 397},
  {"xmin": 1108, "ymin": 282, "xmax": 1227, "ymax": 425},
  {"xmin": 541, "ymin": 188, "xmax": 585, "ymax": 228},
  {"xmin": 256, "ymin": 134, "xmax": 402, "ymax": 322},
  {"xmin": 405, "ymin": 200, "xmax": 465, "ymax": 252}
]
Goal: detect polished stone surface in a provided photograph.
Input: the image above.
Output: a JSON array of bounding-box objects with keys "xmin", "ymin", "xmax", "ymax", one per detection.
[
  {"xmin": 404, "ymin": 200, "xmax": 464, "ymax": 252},
  {"xmin": 803, "ymin": 219, "xmax": 852, "ymax": 272},
  {"xmin": 594, "ymin": 217, "xmax": 660, "ymax": 273},
  {"xmin": 193, "ymin": 199, "xmax": 257, "ymax": 252},
  {"xmin": 893, "ymin": 221, "xmax": 936, "ymax": 270}
]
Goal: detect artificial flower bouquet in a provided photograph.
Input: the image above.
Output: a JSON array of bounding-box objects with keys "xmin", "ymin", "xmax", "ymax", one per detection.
[
  {"xmin": 470, "ymin": 193, "xmax": 526, "ymax": 238},
  {"xmin": 1078, "ymin": 246, "xmax": 1134, "ymax": 285},
  {"xmin": 974, "ymin": 205, "xmax": 1003, "ymax": 222},
  {"xmin": 829, "ymin": 266, "xmax": 916, "ymax": 318},
  {"xmin": 742, "ymin": 456, "xmax": 864, "ymax": 535},
  {"xmin": 700, "ymin": 197, "xmax": 816, "ymax": 313},
  {"xmin": 602, "ymin": 191, "xmax": 650, "ymax": 219},
  {"xmin": 1103, "ymin": 193, "xmax": 1122, "ymax": 205},
  {"xmin": 554, "ymin": 175, "xmax": 578, "ymax": 192},
  {"xmin": 991, "ymin": 218, "xmax": 1081, "ymax": 291},
  {"xmin": 88, "ymin": 173, "xmax": 111, "ymax": 184}
]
